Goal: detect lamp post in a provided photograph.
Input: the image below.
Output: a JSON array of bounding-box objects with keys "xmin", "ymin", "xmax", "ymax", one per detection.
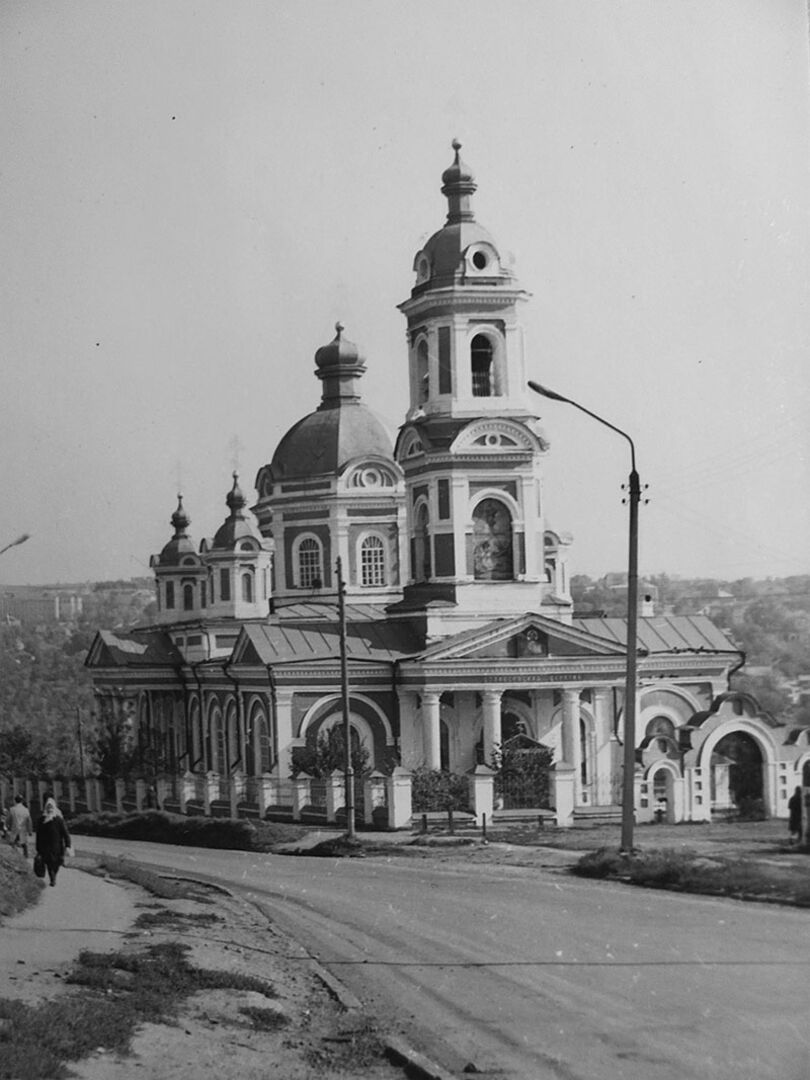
[
  {"xmin": 528, "ymin": 381, "xmax": 641, "ymax": 853},
  {"xmin": 335, "ymin": 557, "xmax": 356, "ymax": 841}
]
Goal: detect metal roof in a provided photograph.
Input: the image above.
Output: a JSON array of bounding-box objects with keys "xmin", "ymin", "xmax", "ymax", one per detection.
[{"xmin": 572, "ymin": 614, "xmax": 739, "ymax": 655}]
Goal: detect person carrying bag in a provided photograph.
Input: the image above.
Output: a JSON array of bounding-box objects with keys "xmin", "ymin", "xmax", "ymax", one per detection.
[{"xmin": 35, "ymin": 798, "xmax": 71, "ymax": 887}]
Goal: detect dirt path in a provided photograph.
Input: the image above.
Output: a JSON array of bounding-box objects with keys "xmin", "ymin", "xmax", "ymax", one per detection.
[{"xmin": 27, "ymin": 871, "xmax": 412, "ymax": 1080}]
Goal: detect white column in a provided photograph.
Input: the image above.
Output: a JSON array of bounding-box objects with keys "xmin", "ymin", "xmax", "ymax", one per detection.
[
  {"xmin": 421, "ymin": 691, "xmax": 442, "ymax": 770},
  {"xmin": 592, "ymin": 688, "xmax": 613, "ymax": 805},
  {"xmin": 397, "ymin": 690, "xmax": 422, "ymax": 769},
  {"xmin": 274, "ymin": 689, "xmax": 295, "ymax": 778},
  {"xmin": 481, "ymin": 689, "xmax": 503, "ymax": 766},
  {"xmin": 561, "ymin": 690, "xmax": 582, "ymax": 802}
]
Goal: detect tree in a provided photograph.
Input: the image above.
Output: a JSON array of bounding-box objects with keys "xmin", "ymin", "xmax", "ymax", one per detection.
[
  {"xmin": 0, "ymin": 724, "xmax": 49, "ymax": 775},
  {"xmin": 291, "ymin": 725, "xmax": 371, "ymax": 778}
]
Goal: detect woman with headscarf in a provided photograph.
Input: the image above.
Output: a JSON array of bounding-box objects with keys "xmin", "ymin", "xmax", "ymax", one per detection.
[{"xmin": 35, "ymin": 798, "xmax": 71, "ymax": 887}]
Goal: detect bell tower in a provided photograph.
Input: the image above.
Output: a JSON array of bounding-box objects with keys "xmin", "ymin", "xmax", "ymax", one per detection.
[{"xmin": 392, "ymin": 143, "xmax": 572, "ymax": 637}]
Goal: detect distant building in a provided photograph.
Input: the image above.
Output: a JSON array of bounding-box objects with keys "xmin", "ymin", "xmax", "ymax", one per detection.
[
  {"xmin": 86, "ymin": 144, "xmax": 809, "ymax": 822},
  {"xmin": 0, "ymin": 585, "xmax": 84, "ymax": 626}
]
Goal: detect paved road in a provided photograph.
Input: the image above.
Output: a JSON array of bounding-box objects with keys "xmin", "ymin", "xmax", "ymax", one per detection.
[{"xmin": 76, "ymin": 837, "xmax": 810, "ymax": 1079}]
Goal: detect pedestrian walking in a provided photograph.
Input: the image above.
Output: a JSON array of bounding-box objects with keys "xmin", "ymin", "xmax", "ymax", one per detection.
[
  {"xmin": 35, "ymin": 798, "xmax": 71, "ymax": 887},
  {"xmin": 788, "ymin": 786, "xmax": 802, "ymax": 844},
  {"xmin": 6, "ymin": 795, "xmax": 33, "ymax": 857}
]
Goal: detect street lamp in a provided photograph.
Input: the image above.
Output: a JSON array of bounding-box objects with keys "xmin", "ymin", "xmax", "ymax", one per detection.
[
  {"xmin": 0, "ymin": 533, "xmax": 30, "ymax": 557},
  {"xmin": 528, "ymin": 381, "xmax": 641, "ymax": 853}
]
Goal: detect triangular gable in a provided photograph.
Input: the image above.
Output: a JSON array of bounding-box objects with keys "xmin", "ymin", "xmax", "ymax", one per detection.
[
  {"xmin": 84, "ymin": 629, "xmax": 181, "ymax": 669},
  {"xmin": 85, "ymin": 631, "xmax": 123, "ymax": 669},
  {"xmin": 409, "ymin": 613, "xmax": 627, "ymax": 663},
  {"xmin": 230, "ymin": 625, "xmax": 269, "ymax": 666}
]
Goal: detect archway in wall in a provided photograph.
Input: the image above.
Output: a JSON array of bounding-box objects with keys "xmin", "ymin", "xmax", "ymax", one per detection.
[
  {"xmin": 472, "ymin": 499, "xmax": 513, "ymax": 580},
  {"xmin": 711, "ymin": 731, "xmax": 763, "ymax": 813},
  {"xmin": 648, "ymin": 765, "xmax": 676, "ymax": 823}
]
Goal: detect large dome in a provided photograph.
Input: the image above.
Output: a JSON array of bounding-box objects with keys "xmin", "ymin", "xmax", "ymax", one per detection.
[
  {"xmin": 270, "ymin": 402, "xmax": 394, "ymax": 481},
  {"xmin": 269, "ymin": 324, "xmax": 394, "ymax": 481}
]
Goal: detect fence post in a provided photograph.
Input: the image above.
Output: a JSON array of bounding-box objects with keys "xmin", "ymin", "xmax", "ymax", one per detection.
[
  {"xmin": 364, "ymin": 770, "xmax": 386, "ymax": 827},
  {"xmin": 67, "ymin": 779, "xmax": 79, "ymax": 813},
  {"xmin": 52, "ymin": 779, "xmax": 64, "ymax": 808},
  {"xmin": 467, "ymin": 764, "xmax": 496, "ymax": 828},
  {"xmin": 553, "ymin": 764, "xmax": 575, "ymax": 827},
  {"xmin": 115, "ymin": 779, "xmax": 126, "ymax": 814},
  {"xmin": 325, "ymin": 773, "xmax": 344, "ymax": 823},
  {"xmin": 0, "ymin": 776, "xmax": 9, "ymax": 810},
  {"xmin": 85, "ymin": 778, "xmax": 102, "ymax": 813},
  {"xmin": 204, "ymin": 772, "xmax": 219, "ymax": 816},
  {"xmin": 155, "ymin": 777, "xmax": 170, "ymax": 811},
  {"xmin": 179, "ymin": 772, "xmax": 196, "ymax": 814},
  {"xmin": 292, "ymin": 774, "xmax": 312, "ymax": 822},
  {"xmin": 256, "ymin": 774, "xmax": 274, "ymax": 818},
  {"xmin": 386, "ymin": 766, "xmax": 412, "ymax": 830},
  {"xmin": 135, "ymin": 779, "xmax": 147, "ymax": 812}
]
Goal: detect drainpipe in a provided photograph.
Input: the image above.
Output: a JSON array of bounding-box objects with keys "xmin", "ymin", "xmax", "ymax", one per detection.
[{"xmin": 224, "ymin": 661, "xmax": 244, "ymax": 773}]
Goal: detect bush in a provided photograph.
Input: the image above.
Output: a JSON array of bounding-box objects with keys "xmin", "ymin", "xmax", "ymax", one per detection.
[
  {"xmin": 411, "ymin": 767, "xmax": 470, "ymax": 812},
  {"xmin": 69, "ymin": 810, "xmax": 306, "ymax": 851}
]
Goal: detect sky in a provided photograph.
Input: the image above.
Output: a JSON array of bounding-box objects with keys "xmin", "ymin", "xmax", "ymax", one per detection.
[{"xmin": 1, "ymin": 1, "xmax": 809, "ymax": 586}]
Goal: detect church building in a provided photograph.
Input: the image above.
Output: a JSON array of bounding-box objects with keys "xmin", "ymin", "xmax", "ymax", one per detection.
[{"xmin": 86, "ymin": 144, "xmax": 810, "ymax": 824}]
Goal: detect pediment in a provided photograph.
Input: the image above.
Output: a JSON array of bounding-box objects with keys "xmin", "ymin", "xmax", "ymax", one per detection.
[
  {"xmin": 450, "ymin": 419, "xmax": 543, "ymax": 455},
  {"xmin": 230, "ymin": 626, "xmax": 265, "ymax": 666},
  {"xmin": 414, "ymin": 614, "xmax": 627, "ymax": 663}
]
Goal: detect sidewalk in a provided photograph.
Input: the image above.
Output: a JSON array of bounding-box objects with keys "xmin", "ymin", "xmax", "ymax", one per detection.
[{"xmin": 0, "ymin": 858, "xmax": 138, "ymax": 1004}]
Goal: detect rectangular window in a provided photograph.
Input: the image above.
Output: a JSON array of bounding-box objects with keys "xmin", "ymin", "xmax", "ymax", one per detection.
[
  {"xmin": 437, "ymin": 479, "xmax": 450, "ymax": 520},
  {"xmin": 220, "ymin": 569, "xmax": 231, "ymax": 602},
  {"xmin": 438, "ymin": 327, "xmax": 452, "ymax": 394},
  {"xmin": 165, "ymin": 581, "xmax": 175, "ymax": 609}
]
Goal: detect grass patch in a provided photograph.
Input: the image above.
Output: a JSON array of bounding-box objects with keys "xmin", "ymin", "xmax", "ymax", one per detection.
[
  {"xmin": 0, "ymin": 940, "xmax": 277, "ymax": 1080},
  {"xmin": 70, "ymin": 810, "xmax": 307, "ymax": 852},
  {"xmin": 304, "ymin": 1018, "xmax": 387, "ymax": 1073},
  {"xmin": 133, "ymin": 907, "xmax": 221, "ymax": 931},
  {"xmin": 239, "ymin": 1004, "xmax": 289, "ymax": 1031},
  {"xmin": 96, "ymin": 854, "xmax": 202, "ymax": 900},
  {"xmin": 572, "ymin": 846, "xmax": 810, "ymax": 905},
  {"xmin": 0, "ymin": 845, "xmax": 41, "ymax": 921}
]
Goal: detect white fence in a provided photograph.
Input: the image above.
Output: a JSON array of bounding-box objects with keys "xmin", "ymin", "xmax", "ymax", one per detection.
[{"xmin": 1, "ymin": 763, "xmax": 586, "ymax": 830}]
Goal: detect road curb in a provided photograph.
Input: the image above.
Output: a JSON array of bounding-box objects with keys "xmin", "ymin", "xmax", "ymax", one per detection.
[{"xmin": 164, "ymin": 870, "xmax": 458, "ymax": 1080}]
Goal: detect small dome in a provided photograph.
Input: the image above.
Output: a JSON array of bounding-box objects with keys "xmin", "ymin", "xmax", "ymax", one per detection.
[
  {"xmin": 441, "ymin": 138, "xmax": 476, "ymax": 191},
  {"xmin": 158, "ymin": 495, "xmax": 197, "ymax": 566},
  {"xmin": 211, "ymin": 473, "xmax": 264, "ymax": 551},
  {"xmin": 315, "ymin": 322, "xmax": 364, "ymax": 372}
]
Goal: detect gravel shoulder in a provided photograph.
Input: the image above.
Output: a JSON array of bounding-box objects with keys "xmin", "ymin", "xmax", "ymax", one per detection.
[{"xmin": 1, "ymin": 858, "xmax": 413, "ymax": 1080}]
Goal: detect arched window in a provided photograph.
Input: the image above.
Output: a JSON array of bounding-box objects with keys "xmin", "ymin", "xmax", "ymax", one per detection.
[
  {"xmin": 472, "ymin": 499, "xmax": 513, "ymax": 580},
  {"xmin": 646, "ymin": 716, "xmax": 676, "ymax": 742},
  {"xmin": 360, "ymin": 535, "xmax": 386, "ymax": 587},
  {"xmin": 471, "ymin": 334, "xmax": 493, "ymax": 397},
  {"xmin": 200, "ymin": 581, "xmax": 207, "ymax": 608},
  {"xmin": 183, "ymin": 583, "xmax": 194, "ymax": 611},
  {"xmin": 416, "ymin": 339, "xmax": 429, "ymax": 404},
  {"xmin": 165, "ymin": 581, "xmax": 175, "ymax": 609},
  {"xmin": 414, "ymin": 503, "xmax": 431, "ymax": 582},
  {"xmin": 297, "ymin": 536, "xmax": 323, "ymax": 589},
  {"xmin": 241, "ymin": 571, "xmax": 254, "ymax": 603}
]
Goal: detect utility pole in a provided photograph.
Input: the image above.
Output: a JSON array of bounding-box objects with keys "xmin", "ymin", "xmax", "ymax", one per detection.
[
  {"xmin": 76, "ymin": 706, "xmax": 85, "ymax": 779},
  {"xmin": 336, "ymin": 557, "xmax": 356, "ymax": 840}
]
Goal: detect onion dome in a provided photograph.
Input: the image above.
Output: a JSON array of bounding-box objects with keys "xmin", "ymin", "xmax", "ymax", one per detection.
[
  {"xmin": 269, "ymin": 324, "xmax": 394, "ymax": 482},
  {"xmin": 157, "ymin": 494, "xmax": 196, "ymax": 566},
  {"xmin": 441, "ymin": 138, "xmax": 477, "ymax": 223},
  {"xmin": 411, "ymin": 140, "xmax": 510, "ymax": 291},
  {"xmin": 211, "ymin": 473, "xmax": 264, "ymax": 550}
]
